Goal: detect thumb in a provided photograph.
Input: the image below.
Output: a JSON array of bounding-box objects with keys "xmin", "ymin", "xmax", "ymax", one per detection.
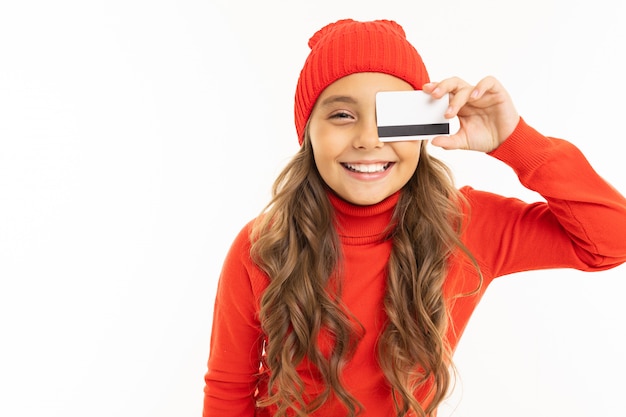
[{"xmin": 430, "ymin": 133, "xmax": 469, "ymax": 150}]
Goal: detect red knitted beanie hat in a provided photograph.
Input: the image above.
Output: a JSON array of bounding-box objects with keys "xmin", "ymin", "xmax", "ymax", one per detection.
[{"xmin": 294, "ymin": 19, "xmax": 430, "ymax": 144}]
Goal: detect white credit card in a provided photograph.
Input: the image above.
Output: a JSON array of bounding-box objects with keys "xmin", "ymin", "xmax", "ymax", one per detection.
[{"xmin": 376, "ymin": 90, "xmax": 450, "ymax": 142}]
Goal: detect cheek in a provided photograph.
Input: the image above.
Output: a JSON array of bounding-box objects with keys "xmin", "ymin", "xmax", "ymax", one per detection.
[
  {"xmin": 310, "ymin": 140, "xmax": 333, "ymax": 177},
  {"xmin": 394, "ymin": 142, "xmax": 422, "ymax": 166},
  {"xmin": 312, "ymin": 151, "xmax": 341, "ymax": 187},
  {"xmin": 310, "ymin": 134, "xmax": 343, "ymax": 166}
]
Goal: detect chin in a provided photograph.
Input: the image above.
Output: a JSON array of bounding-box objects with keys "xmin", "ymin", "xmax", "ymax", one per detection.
[{"xmin": 344, "ymin": 194, "xmax": 387, "ymax": 206}]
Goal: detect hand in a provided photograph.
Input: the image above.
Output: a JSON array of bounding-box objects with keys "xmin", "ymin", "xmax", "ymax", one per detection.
[{"xmin": 422, "ymin": 76, "xmax": 520, "ymax": 153}]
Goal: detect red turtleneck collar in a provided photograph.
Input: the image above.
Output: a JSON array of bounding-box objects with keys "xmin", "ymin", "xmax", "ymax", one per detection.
[{"xmin": 326, "ymin": 190, "xmax": 400, "ymax": 245}]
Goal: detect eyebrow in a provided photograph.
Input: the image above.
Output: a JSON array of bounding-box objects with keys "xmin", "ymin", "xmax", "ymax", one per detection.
[{"xmin": 318, "ymin": 95, "xmax": 358, "ymax": 107}]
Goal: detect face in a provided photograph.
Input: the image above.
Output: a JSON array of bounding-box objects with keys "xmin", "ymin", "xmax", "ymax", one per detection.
[{"xmin": 308, "ymin": 72, "xmax": 422, "ymax": 206}]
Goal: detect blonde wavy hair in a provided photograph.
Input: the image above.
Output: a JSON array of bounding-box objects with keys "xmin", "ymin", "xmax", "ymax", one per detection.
[{"xmin": 250, "ymin": 130, "xmax": 477, "ymax": 417}]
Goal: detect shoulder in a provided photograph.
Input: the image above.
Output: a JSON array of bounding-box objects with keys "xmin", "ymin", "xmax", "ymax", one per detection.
[
  {"xmin": 220, "ymin": 216, "xmax": 271, "ymax": 298},
  {"xmin": 230, "ymin": 218, "xmax": 256, "ymax": 251}
]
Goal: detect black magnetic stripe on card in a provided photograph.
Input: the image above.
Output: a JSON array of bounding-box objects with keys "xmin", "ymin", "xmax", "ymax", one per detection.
[{"xmin": 377, "ymin": 123, "xmax": 450, "ymax": 137}]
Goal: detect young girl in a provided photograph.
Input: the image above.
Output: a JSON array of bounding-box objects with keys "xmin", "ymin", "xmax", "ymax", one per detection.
[{"xmin": 202, "ymin": 19, "xmax": 626, "ymax": 417}]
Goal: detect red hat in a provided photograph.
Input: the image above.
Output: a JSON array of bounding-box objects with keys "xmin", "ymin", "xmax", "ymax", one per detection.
[{"xmin": 294, "ymin": 19, "xmax": 430, "ymax": 145}]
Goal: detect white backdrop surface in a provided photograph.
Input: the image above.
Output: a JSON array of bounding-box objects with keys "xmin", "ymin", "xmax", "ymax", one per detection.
[{"xmin": 1, "ymin": 1, "xmax": 624, "ymax": 416}]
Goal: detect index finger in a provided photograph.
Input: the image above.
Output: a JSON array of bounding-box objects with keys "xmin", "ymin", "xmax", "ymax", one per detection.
[{"xmin": 423, "ymin": 77, "xmax": 475, "ymax": 118}]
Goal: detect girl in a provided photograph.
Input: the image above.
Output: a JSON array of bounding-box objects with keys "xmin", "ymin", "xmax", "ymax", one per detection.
[{"xmin": 202, "ymin": 19, "xmax": 626, "ymax": 417}]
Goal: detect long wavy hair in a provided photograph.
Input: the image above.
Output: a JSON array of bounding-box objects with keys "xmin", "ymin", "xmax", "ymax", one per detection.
[{"xmin": 250, "ymin": 129, "xmax": 478, "ymax": 417}]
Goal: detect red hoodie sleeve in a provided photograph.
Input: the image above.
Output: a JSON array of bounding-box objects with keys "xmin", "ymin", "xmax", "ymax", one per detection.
[
  {"xmin": 461, "ymin": 118, "xmax": 626, "ymax": 280},
  {"xmin": 203, "ymin": 223, "xmax": 264, "ymax": 417}
]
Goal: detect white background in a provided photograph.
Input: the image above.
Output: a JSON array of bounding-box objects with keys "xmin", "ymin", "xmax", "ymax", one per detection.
[{"xmin": 1, "ymin": 1, "xmax": 624, "ymax": 416}]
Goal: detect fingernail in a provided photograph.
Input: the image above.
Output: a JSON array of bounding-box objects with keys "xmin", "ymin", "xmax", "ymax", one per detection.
[{"xmin": 471, "ymin": 89, "xmax": 480, "ymax": 98}]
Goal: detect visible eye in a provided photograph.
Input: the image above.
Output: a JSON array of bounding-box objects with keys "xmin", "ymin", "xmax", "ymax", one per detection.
[{"xmin": 329, "ymin": 111, "xmax": 354, "ymax": 120}]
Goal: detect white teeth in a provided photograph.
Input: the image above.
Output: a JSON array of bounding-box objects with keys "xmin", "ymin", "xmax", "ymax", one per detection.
[{"xmin": 344, "ymin": 163, "xmax": 389, "ymax": 173}]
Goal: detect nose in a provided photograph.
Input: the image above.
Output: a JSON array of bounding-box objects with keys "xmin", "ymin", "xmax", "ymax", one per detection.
[{"xmin": 352, "ymin": 117, "xmax": 383, "ymax": 150}]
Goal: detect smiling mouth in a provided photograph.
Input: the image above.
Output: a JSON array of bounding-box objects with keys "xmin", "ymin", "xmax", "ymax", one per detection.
[{"xmin": 341, "ymin": 162, "xmax": 392, "ymax": 173}]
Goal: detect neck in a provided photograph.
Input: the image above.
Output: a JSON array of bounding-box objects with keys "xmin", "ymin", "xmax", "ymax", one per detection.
[{"xmin": 327, "ymin": 190, "xmax": 400, "ymax": 245}]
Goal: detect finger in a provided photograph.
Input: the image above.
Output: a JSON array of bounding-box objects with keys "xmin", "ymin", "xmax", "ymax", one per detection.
[
  {"xmin": 468, "ymin": 75, "xmax": 500, "ymax": 102},
  {"xmin": 421, "ymin": 82, "xmax": 438, "ymax": 93},
  {"xmin": 421, "ymin": 81, "xmax": 450, "ymax": 100},
  {"xmin": 421, "ymin": 77, "xmax": 463, "ymax": 100},
  {"xmin": 428, "ymin": 76, "xmax": 471, "ymax": 97},
  {"xmin": 423, "ymin": 77, "xmax": 475, "ymax": 118},
  {"xmin": 445, "ymin": 85, "xmax": 474, "ymax": 118},
  {"xmin": 430, "ymin": 132, "xmax": 469, "ymax": 151}
]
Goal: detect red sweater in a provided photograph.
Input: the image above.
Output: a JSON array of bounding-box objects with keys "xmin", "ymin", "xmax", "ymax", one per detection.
[{"xmin": 203, "ymin": 119, "xmax": 626, "ymax": 416}]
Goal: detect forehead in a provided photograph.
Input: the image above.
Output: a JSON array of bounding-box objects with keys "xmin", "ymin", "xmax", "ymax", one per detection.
[{"xmin": 316, "ymin": 72, "xmax": 414, "ymax": 105}]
